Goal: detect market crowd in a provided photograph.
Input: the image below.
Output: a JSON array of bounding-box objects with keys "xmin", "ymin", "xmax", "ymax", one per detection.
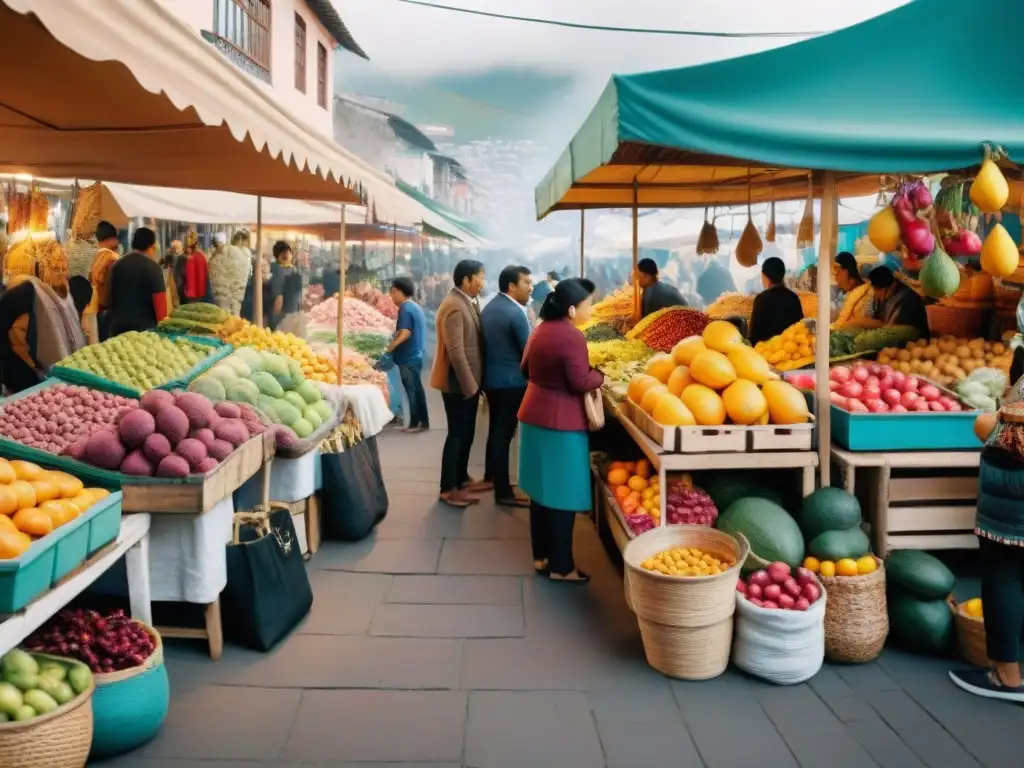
[{"xmin": 0, "ymin": 222, "xmax": 305, "ymax": 396}]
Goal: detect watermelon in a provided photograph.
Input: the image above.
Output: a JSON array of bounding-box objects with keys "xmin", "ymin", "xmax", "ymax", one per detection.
[
  {"xmin": 888, "ymin": 587, "xmax": 953, "ymax": 654},
  {"xmin": 807, "ymin": 527, "xmax": 871, "ymax": 561},
  {"xmin": 716, "ymin": 497, "xmax": 804, "ymax": 568},
  {"xmin": 885, "ymin": 550, "xmax": 955, "ymax": 600},
  {"xmin": 703, "ymin": 474, "xmax": 784, "ymax": 515},
  {"xmin": 798, "ymin": 487, "xmax": 862, "ymax": 540}
]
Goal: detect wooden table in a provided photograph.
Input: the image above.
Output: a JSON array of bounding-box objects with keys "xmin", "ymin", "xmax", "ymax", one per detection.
[
  {"xmin": 0, "ymin": 513, "xmax": 152, "ymax": 655},
  {"xmin": 831, "ymin": 445, "xmax": 981, "ymax": 556}
]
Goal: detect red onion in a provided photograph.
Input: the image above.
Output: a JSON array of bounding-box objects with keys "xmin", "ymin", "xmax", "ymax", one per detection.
[
  {"xmin": 901, "ymin": 217, "xmax": 936, "ymax": 257},
  {"xmin": 892, "ymin": 194, "xmax": 916, "ymax": 224},
  {"xmin": 909, "ymin": 182, "xmax": 933, "ymax": 210}
]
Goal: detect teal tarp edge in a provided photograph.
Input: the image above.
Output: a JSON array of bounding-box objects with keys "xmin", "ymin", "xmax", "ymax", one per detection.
[{"xmin": 536, "ymin": 0, "xmax": 1024, "ymax": 217}]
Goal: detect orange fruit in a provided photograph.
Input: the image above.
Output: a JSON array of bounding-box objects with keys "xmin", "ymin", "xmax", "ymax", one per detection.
[
  {"xmin": 0, "ymin": 487, "xmax": 17, "ymax": 517},
  {"xmin": 635, "ymin": 460, "xmax": 653, "ymax": 479},
  {"xmin": 608, "ymin": 461, "xmax": 627, "ymax": 472},
  {"xmin": 82, "ymin": 488, "xmax": 110, "ymax": 503},
  {"xmin": 68, "ymin": 494, "xmax": 93, "ymax": 513},
  {"xmin": 40, "ymin": 500, "xmax": 77, "ymax": 527},
  {"xmin": 9, "ymin": 481, "xmax": 36, "ymax": 511},
  {"xmin": 613, "ymin": 485, "xmax": 630, "ymax": 502},
  {"xmin": 0, "ymin": 459, "xmax": 15, "ymax": 485},
  {"xmin": 0, "ymin": 529, "xmax": 30, "ymax": 559},
  {"xmin": 46, "ymin": 472, "xmax": 84, "ymax": 499},
  {"xmin": 29, "ymin": 479, "xmax": 59, "ymax": 504},
  {"xmin": 0, "ymin": 515, "xmax": 16, "ymax": 533},
  {"xmin": 9, "ymin": 461, "xmax": 44, "ymax": 482},
  {"xmin": 627, "ymin": 475, "xmax": 649, "ymax": 492},
  {"xmin": 12, "ymin": 508, "xmax": 53, "ymax": 537},
  {"xmin": 606, "ymin": 468, "xmax": 629, "ymax": 486}
]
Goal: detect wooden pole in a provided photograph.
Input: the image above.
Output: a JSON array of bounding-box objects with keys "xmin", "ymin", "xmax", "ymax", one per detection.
[
  {"xmin": 816, "ymin": 171, "xmax": 838, "ymax": 487},
  {"xmin": 338, "ymin": 205, "xmax": 346, "ymax": 385},
  {"xmin": 632, "ymin": 180, "xmax": 640, "ymax": 322},
  {"xmin": 579, "ymin": 209, "xmax": 585, "ymax": 278},
  {"xmin": 254, "ymin": 196, "xmax": 263, "ymax": 328},
  {"xmin": 392, "ymin": 222, "xmax": 398, "ymax": 277}
]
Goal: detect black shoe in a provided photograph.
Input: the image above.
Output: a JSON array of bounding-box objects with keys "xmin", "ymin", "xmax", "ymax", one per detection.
[{"xmin": 949, "ymin": 669, "xmax": 1024, "ymax": 703}]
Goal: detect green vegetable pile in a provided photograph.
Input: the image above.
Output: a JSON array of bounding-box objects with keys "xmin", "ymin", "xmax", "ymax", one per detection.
[
  {"xmin": 829, "ymin": 330, "xmax": 857, "ymax": 358},
  {"xmin": 0, "ymin": 649, "xmax": 92, "ymax": 722},
  {"xmin": 851, "ymin": 325, "xmax": 921, "ymax": 353},
  {"xmin": 345, "ymin": 332, "xmax": 390, "ymax": 360},
  {"xmin": 158, "ymin": 303, "xmax": 229, "ymax": 335},
  {"xmin": 584, "ymin": 323, "xmax": 624, "ymax": 343},
  {"xmin": 955, "ymin": 368, "xmax": 1007, "ymax": 412}
]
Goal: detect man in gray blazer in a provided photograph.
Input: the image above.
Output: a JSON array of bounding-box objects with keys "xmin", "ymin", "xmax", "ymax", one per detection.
[{"xmin": 481, "ymin": 265, "xmax": 533, "ymax": 507}]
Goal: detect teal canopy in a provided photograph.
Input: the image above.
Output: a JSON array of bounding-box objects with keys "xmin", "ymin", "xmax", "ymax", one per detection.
[
  {"xmin": 394, "ymin": 179, "xmax": 489, "ymax": 244},
  {"xmin": 536, "ymin": 0, "xmax": 1024, "ymax": 218}
]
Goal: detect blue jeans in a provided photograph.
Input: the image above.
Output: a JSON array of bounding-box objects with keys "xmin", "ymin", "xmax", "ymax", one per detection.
[{"xmin": 398, "ymin": 359, "xmax": 429, "ymax": 428}]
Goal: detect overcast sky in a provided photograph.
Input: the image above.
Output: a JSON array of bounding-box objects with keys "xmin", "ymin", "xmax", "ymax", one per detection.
[{"xmin": 333, "ymin": 0, "xmax": 909, "ymax": 79}]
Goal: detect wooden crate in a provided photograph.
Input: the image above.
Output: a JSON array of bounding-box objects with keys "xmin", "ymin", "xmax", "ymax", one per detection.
[
  {"xmin": 121, "ymin": 432, "xmax": 274, "ymax": 514},
  {"xmin": 623, "ymin": 398, "xmax": 813, "ymax": 454}
]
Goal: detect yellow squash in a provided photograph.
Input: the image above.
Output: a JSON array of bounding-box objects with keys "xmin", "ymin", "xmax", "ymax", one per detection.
[
  {"xmin": 970, "ymin": 158, "xmax": 1009, "ymax": 214},
  {"xmin": 980, "ymin": 223, "xmax": 1018, "ymax": 278}
]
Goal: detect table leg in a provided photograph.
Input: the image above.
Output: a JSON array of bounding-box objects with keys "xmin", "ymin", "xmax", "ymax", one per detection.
[
  {"xmin": 842, "ymin": 465, "xmax": 856, "ymax": 496},
  {"xmin": 305, "ymin": 494, "xmax": 321, "ymax": 555},
  {"xmin": 872, "ymin": 466, "xmax": 891, "ymax": 557},
  {"xmin": 801, "ymin": 465, "xmax": 815, "ymax": 497},
  {"xmin": 205, "ymin": 598, "xmax": 224, "ymax": 661},
  {"xmin": 125, "ymin": 533, "xmax": 153, "ymax": 627}
]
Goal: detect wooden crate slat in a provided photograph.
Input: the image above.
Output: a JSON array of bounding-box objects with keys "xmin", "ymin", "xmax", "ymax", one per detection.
[
  {"xmin": 889, "ymin": 476, "xmax": 978, "ymax": 503},
  {"xmin": 886, "ymin": 504, "xmax": 977, "ymax": 533}
]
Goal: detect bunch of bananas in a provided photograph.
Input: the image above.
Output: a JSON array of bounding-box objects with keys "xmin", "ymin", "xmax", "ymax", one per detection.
[{"xmin": 587, "ymin": 339, "xmax": 655, "ymax": 369}]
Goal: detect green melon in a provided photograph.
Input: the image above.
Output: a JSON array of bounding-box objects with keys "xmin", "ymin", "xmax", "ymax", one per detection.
[
  {"xmin": 251, "ymin": 371, "xmax": 284, "ymax": 399},
  {"xmin": 291, "ymin": 417, "xmax": 314, "ymax": 439},
  {"xmin": 888, "ymin": 587, "xmax": 953, "ymax": 654},
  {"xmin": 704, "ymin": 473, "xmax": 784, "ymax": 513},
  {"xmin": 807, "ymin": 527, "xmax": 871, "ymax": 561},
  {"xmin": 282, "ymin": 391, "xmax": 307, "ymax": 411},
  {"xmin": 296, "ymin": 379, "xmax": 322, "ymax": 404},
  {"xmin": 225, "ymin": 379, "xmax": 260, "ymax": 406},
  {"xmin": 798, "ymin": 487, "xmax": 862, "ymax": 540},
  {"xmin": 885, "ymin": 550, "xmax": 956, "ymax": 600},
  {"xmin": 716, "ymin": 497, "xmax": 804, "ymax": 568},
  {"xmin": 187, "ymin": 375, "xmax": 226, "ymax": 401},
  {"xmin": 272, "ymin": 398, "xmax": 301, "ymax": 428},
  {"xmin": 310, "ymin": 400, "xmax": 332, "ymax": 422},
  {"xmin": 303, "ymin": 406, "xmax": 323, "ymax": 431}
]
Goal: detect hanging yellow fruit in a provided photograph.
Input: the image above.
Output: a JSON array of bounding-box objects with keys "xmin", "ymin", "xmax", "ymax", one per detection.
[
  {"xmin": 980, "ymin": 223, "xmax": 1019, "ymax": 278},
  {"xmin": 970, "ymin": 157, "xmax": 1009, "ymax": 214},
  {"xmin": 867, "ymin": 207, "xmax": 902, "ymax": 252}
]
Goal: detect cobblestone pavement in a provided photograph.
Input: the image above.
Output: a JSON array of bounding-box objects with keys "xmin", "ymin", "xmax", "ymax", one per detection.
[{"xmin": 101, "ymin": 400, "xmax": 1024, "ymax": 768}]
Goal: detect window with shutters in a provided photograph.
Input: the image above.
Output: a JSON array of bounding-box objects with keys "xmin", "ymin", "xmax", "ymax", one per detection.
[
  {"xmin": 294, "ymin": 14, "xmax": 307, "ymax": 93},
  {"xmin": 212, "ymin": 0, "xmax": 271, "ymax": 76},
  {"xmin": 317, "ymin": 43, "xmax": 328, "ymax": 108}
]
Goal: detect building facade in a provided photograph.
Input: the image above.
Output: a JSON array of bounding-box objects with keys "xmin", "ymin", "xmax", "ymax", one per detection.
[{"xmin": 157, "ymin": 0, "xmax": 367, "ymax": 136}]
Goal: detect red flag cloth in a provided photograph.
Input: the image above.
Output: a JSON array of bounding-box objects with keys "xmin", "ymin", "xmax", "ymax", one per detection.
[{"xmin": 184, "ymin": 250, "xmax": 209, "ymax": 300}]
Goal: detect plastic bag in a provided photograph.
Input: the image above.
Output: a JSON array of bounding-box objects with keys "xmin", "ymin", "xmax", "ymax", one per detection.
[{"xmin": 731, "ymin": 588, "xmax": 826, "ymax": 685}]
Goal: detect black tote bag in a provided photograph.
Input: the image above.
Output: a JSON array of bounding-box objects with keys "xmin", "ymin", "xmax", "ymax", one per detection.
[
  {"xmin": 222, "ymin": 507, "xmax": 313, "ymax": 651},
  {"xmin": 321, "ymin": 435, "xmax": 389, "ymax": 542}
]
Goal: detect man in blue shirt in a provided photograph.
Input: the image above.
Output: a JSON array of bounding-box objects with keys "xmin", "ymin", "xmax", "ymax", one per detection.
[
  {"xmin": 387, "ymin": 276, "xmax": 429, "ymax": 432},
  {"xmin": 481, "ymin": 265, "xmax": 533, "ymax": 506}
]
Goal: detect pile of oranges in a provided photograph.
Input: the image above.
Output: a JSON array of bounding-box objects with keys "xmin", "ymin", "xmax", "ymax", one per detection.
[
  {"xmin": 0, "ymin": 459, "xmax": 108, "ymax": 559},
  {"xmin": 605, "ymin": 459, "xmax": 660, "ymax": 522},
  {"xmin": 802, "ymin": 555, "xmax": 877, "ymax": 578}
]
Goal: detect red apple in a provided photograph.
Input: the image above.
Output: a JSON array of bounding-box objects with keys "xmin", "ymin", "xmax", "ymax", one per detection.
[
  {"xmin": 919, "ymin": 384, "xmax": 941, "ymax": 401},
  {"xmin": 848, "ymin": 399, "xmax": 869, "ymax": 413},
  {"xmin": 912, "ymin": 399, "xmax": 930, "ymax": 412},
  {"xmin": 882, "ymin": 389, "xmax": 902, "ymax": 406},
  {"xmin": 829, "ymin": 393, "xmax": 849, "ymax": 409},
  {"xmin": 831, "ymin": 366, "xmax": 851, "ymax": 383},
  {"xmin": 890, "ymin": 404, "xmax": 908, "ymax": 413},
  {"xmin": 865, "ymin": 399, "xmax": 889, "ymax": 413},
  {"xmin": 839, "ymin": 381, "xmax": 864, "ymax": 399},
  {"xmin": 928, "ymin": 401, "xmax": 947, "ymax": 412},
  {"xmin": 852, "ymin": 367, "xmax": 870, "ymax": 383},
  {"xmin": 900, "ymin": 391, "xmax": 919, "ymax": 409}
]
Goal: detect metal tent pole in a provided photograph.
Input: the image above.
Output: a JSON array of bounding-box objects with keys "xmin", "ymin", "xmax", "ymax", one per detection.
[
  {"xmin": 579, "ymin": 209, "xmax": 585, "ymax": 278},
  {"xmin": 338, "ymin": 205, "xmax": 346, "ymax": 384},
  {"xmin": 254, "ymin": 196, "xmax": 263, "ymax": 328},
  {"xmin": 816, "ymin": 172, "xmax": 838, "ymax": 487}
]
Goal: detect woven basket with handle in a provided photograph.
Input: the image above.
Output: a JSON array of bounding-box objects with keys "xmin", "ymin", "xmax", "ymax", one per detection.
[
  {"xmin": 948, "ymin": 597, "xmax": 989, "ymax": 668},
  {"xmin": 926, "ymin": 304, "xmax": 987, "ymax": 338},
  {"xmin": 0, "ymin": 655, "xmax": 94, "ymax": 768},
  {"xmin": 622, "ymin": 526, "xmax": 747, "ymax": 680},
  {"xmin": 819, "ymin": 557, "xmax": 889, "ymax": 663}
]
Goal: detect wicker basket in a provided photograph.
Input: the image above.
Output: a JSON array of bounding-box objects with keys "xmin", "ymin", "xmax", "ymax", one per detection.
[
  {"xmin": 950, "ymin": 268, "xmax": 994, "ymax": 304},
  {"xmin": 0, "ymin": 657, "xmax": 95, "ymax": 768},
  {"xmin": 926, "ymin": 304, "xmax": 987, "ymax": 338},
  {"xmin": 818, "ymin": 558, "xmax": 889, "ymax": 663},
  {"xmin": 994, "ymin": 279, "xmax": 1023, "ymax": 310},
  {"xmin": 622, "ymin": 526, "xmax": 746, "ymax": 680},
  {"xmin": 948, "ymin": 597, "xmax": 989, "ymax": 668}
]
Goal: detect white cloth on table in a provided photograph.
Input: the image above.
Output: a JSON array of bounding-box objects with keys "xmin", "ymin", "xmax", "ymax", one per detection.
[
  {"xmin": 147, "ymin": 496, "xmax": 234, "ymax": 604},
  {"xmin": 322, "ymin": 384, "xmax": 391, "ymax": 438},
  {"xmin": 234, "ymin": 449, "xmax": 319, "ymax": 508}
]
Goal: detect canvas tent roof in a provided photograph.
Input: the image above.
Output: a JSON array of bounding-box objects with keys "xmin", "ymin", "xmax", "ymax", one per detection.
[
  {"xmin": 535, "ymin": 0, "xmax": 1024, "ymax": 217},
  {"xmin": 0, "ymin": 0, "xmax": 432, "ymax": 220}
]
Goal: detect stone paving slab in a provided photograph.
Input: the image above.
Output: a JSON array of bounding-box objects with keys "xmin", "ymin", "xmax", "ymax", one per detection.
[
  {"xmin": 589, "ymin": 688, "xmax": 705, "ymax": 768},
  {"xmin": 437, "ymin": 539, "xmax": 535, "ymax": 575},
  {"xmin": 281, "ymin": 690, "xmax": 467, "ymax": 763},
  {"xmin": 387, "ymin": 574, "xmax": 523, "ymax": 604},
  {"xmin": 298, "ymin": 571, "xmax": 392, "ymax": 635},
  {"xmin": 316, "ymin": 538, "xmax": 443, "ymax": 573},
  {"xmin": 370, "ymin": 602, "xmax": 525, "ymax": 638},
  {"xmin": 464, "ymin": 691, "xmax": 604, "ymax": 768}
]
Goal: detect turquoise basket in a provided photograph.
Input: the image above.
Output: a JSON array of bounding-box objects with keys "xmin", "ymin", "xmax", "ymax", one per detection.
[
  {"xmin": 831, "ymin": 404, "xmax": 983, "ymax": 452},
  {"xmin": 0, "ymin": 492, "xmax": 122, "ymax": 612},
  {"xmin": 89, "ymin": 624, "xmax": 170, "ymax": 760},
  {"xmin": 50, "ymin": 335, "xmax": 232, "ymax": 397}
]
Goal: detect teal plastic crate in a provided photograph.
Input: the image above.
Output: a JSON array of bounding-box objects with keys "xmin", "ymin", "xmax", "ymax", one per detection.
[
  {"xmin": 830, "ymin": 404, "xmax": 983, "ymax": 452},
  {"xmin": 0, "ymin": 492, "xmax": 122, "ymax": 612}
]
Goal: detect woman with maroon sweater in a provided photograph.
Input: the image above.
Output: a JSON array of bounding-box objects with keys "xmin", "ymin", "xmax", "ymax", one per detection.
[{"xmin": 518, "ymin": 278, "xmax": 604, "ymax": 583}]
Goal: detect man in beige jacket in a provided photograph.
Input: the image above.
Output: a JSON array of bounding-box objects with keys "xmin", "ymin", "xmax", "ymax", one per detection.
[{"xmin": 431, "ymin": 259, "xmax": 488, "ymax": 508}]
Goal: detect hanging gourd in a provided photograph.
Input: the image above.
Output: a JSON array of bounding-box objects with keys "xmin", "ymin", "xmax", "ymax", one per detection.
[
  {"xmin": 735, "ymin": 172, "xmax": 762, "ymax": 268},
  {"xmin": 919, "ymin": 243, "xmax": 961, "ymax": 298},
  {"xmin": 980, "ymin": 223, "xmax": 1019, "ymax": 278},
  {"xmin": 765, "ymin": 199, "xmax": 776, "ymax": 243},
  {"xmin": 796, "ymin": 173, "xmax": 814, "ymax": 248},
  {"xmin": 970, "ymin": 147, "xmax": 1009, "ymax": 214},
  {"xmin": 696, "ymin": 207, "xmax": 720, "ymax": 254},
  {"xmin": 867, "ymin": 207, "xmax": 902, "ymax": 252}
]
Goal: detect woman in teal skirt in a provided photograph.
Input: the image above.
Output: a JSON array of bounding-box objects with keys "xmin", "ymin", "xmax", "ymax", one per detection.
[{"xmin": 518, "ymin": 278, "xmax": 604, "ymax": 583}]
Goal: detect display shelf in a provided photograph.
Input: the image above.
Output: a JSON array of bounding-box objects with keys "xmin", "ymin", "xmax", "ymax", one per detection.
[
  {"xmin": 831, "ymin": 444, "xmax": 982, "ymax": 555},
  {"xmin": 0, "ymin": 513, "xmax": 152, "ymax": 656}
]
